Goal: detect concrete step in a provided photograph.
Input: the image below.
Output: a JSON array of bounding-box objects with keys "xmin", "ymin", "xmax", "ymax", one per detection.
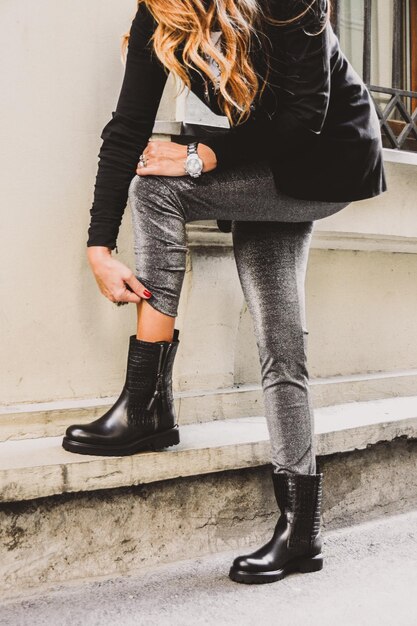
[
  {"xmin": 1, "ymin": 395, "xmax": 416, "ymax": 503},
  {"xmin": 1, "ymin": 403, "xmax": 416, "ymax": 599},
  {"xmin": 1, "ymin": 510, "xmax": 416, "ymax": 624},
  {"xmin": 3, "ymin": 369, "xmax": 417, "ymax": 442}
]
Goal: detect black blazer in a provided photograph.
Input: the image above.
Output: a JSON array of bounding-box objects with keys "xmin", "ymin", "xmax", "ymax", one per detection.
[{"xmin": 87, "ymin": 0, "xmax": 387, "ymax": 250}]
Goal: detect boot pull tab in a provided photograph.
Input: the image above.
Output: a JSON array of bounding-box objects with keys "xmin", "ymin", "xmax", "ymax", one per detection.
[
  {"xmin": 145, "ymin": 387, "xmax": 159, "ymax": 413},
  {"xmin": 146, "ymin": 370, "xmax": 165, "ymax": 412}
]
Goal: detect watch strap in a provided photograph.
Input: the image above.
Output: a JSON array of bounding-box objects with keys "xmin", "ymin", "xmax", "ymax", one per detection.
[{"xmin": 187, "ymin": 141, "xmax": 199, "ymax": 156}]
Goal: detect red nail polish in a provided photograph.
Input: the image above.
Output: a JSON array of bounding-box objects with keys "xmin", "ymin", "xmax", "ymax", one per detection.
[{"xmin": 143, "ymin": 289, "xmax": 152, "ymax": 298}]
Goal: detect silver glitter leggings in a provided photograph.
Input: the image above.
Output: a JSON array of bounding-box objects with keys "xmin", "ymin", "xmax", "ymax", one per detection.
[{"xmin": 128, "ymin": 159, "xmax": 348, "ymax": 475}]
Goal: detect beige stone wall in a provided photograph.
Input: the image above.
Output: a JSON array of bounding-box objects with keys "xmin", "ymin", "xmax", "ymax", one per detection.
[
  {"xmin": 1, "ymin": 0, "xmax": 176, "ymax": 405},
  {"xmin": 1, "ymin": 0, "xmax": 417, "ymax": 409}
]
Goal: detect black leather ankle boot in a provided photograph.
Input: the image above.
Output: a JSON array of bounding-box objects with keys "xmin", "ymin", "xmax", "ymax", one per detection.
[
  {"xmin": 62, "ymin": 329, "xmax": 180, "ymax": 456},
  {"xmin": 229, "ymin": 467, "xmax": 324, "ymax": 584}
]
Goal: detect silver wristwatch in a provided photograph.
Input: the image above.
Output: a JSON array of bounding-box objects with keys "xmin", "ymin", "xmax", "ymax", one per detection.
[{"xmin": 184, "ymin": 142, "xmax": 203, "ymax": 178}]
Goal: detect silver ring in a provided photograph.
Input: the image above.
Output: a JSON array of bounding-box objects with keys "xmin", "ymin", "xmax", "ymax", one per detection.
[{"xmin": 138, "ymin": 154, "xmax": 147, "ymax": 168}]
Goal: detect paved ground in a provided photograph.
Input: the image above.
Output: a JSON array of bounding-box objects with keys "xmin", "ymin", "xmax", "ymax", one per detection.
[{"xmin": 1, "ymin": 510, "xmax": 416, "ymax": 626}]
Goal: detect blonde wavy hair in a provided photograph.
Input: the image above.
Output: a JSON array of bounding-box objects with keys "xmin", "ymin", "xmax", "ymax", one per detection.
[{"xmin": 121, "ymin": 0, "xmax": 330, "ymax": 126}]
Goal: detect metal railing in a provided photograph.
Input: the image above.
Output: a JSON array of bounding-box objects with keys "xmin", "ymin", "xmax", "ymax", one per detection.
[{"xmin": 331, "ymin": 0, "xmax": 417, "ymax": 151}]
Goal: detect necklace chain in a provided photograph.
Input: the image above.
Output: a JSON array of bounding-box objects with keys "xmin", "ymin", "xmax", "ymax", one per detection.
[{"xmin": 203, "ymin": 31, "xmax": 222, "ymax": 103}]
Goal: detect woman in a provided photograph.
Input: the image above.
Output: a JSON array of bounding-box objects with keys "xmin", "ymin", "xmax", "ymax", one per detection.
[{"xmin": 62, "ymin": 0, "xmax": 386, "ymax": 584}]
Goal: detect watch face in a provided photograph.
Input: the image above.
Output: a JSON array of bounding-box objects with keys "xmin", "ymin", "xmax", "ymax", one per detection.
[{"xmin": 187, "ymin": 154, "xmax": 203, "ymax": 174}]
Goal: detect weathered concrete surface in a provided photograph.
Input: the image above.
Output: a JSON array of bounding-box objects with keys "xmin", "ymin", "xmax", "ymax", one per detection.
[
  {"xmin": 1, "ymin": 396, "xmax": 416, "ymax": 502},
  {"xmin": 0, "ymin": 438, "xmax": 416, "ymax": 600},
  {"xmin": 1, "ymin": 509, "xmax": 416, "ymax": 626}
]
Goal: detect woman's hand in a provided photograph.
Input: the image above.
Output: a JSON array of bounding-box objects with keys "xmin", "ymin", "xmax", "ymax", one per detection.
[
  {"xmin": 136, "ymin": 140, "xmax": 217, "ymax": 176},
  {"xmin": 87, "ymin": 247, "xmax": 152, "ymax": 305}
]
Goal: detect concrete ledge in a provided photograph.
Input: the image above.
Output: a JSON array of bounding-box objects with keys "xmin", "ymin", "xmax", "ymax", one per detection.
[
  {"xmin": 2, "ymin": 370, "xmax": 417, "ymax": 442},
  {"xmin": 0, "ymin": 396, "xmax": 416, "ymax": 503},
  {"xmin": 382, "ymin": 147, "xmax": 417, "ymax": 166},
  {"xmin": 186, "ymin": 223, "xmax": 417, "ymax": 254}
]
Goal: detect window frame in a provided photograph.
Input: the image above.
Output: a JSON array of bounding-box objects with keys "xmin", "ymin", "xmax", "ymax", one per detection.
[{"xmin": 411, "ymin": 0, "xmax": 417, "ymax": 92}]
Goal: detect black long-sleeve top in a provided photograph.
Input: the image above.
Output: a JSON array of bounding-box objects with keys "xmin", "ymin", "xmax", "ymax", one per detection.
[{"xmin": 87, "ymin": 0, "xmax": 386, "ymax": 250}]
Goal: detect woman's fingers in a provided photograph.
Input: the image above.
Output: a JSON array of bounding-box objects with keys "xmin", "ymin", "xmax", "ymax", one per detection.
[
  {"xmin": 123, "ymin": 272, "xmax": 152, "ymax": 300},
  {"xmin": 136, "ymin": 159, "xmax": 185, "ymax": 176},
  {"xmin": 122, "ymin": 290, "xmax": 142, "ymax": 304},
  {"xmin": 136, "ymin": 161, "xmax": 181, "ymax": 176},
  {"xmin": 136, "ymin": 140, "xmax": 216, "ymax": 175},
  {"xmin": 144, "ymin": 140, "xmax": 186, "ymax": 160},
  {"xmin": 137, "ymin": 140, "xmax": 188, "ymax": 176},
  {"xmin": 90, "ymin": 255, "xmax": 153, "ymax": 305},
  {"xmin": 114, "ymin": 289, "xmax": 141, "ymax": 304}
]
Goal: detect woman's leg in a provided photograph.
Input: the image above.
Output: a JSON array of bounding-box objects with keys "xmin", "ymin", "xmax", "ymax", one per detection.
[
  {"xmin": 227, "ymin": 220, "xmax": 324, "ymax": 584},
  {"xmin": 128, "ymin": 166, "xmax": 319, "ymax": 473},
  {"xmin": 136, "ymin": 299, "xmax": 175, "ymax": 343},
  {"xmin": 128, "ymin": 159, "xmax": 346, "ymax": 332},
  {"xmin": 129, "ymin": 174, "xmax": 189, "ymax": 326},
  {"xmin": 128, "ymin": 168, "xmax": 323, "ymax": 582},
  {"xmin": 231, "ymin": 220, "xmax": 316, "ymax": 475}
]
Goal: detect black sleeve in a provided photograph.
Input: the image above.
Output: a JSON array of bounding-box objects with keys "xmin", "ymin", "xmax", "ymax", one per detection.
[{"xmin": 86, "ymin": 3, "xmax": 168, "ymax": 250}]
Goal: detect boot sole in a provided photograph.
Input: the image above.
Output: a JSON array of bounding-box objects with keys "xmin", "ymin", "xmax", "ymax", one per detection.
[
  {"xmin": 229, "ymin": 553, "xmax": 323, "ymax": 584},
  {"xmin": 62, "ymin": 426, "xmax": 180, "ymax": 457}
]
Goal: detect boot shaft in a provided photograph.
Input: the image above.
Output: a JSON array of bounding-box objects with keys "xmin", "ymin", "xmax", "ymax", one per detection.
[
  {"xmin": 126, "ymin": 328, "xmax": 179, "ymax": 388},
  {"xmin": 272, "ymin": 467, "xmax": 323, "ymax": 550},
  {"xmin": 271, "ymin": 471, "xmax": 288, "ymax": 516},
  {"xmin": 286, "ymin": 470, "xmax": 323, "ymax": 549},
  {"xmin": 126, "ymin": 329, "xmax": 180, "ymax": 431}
]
